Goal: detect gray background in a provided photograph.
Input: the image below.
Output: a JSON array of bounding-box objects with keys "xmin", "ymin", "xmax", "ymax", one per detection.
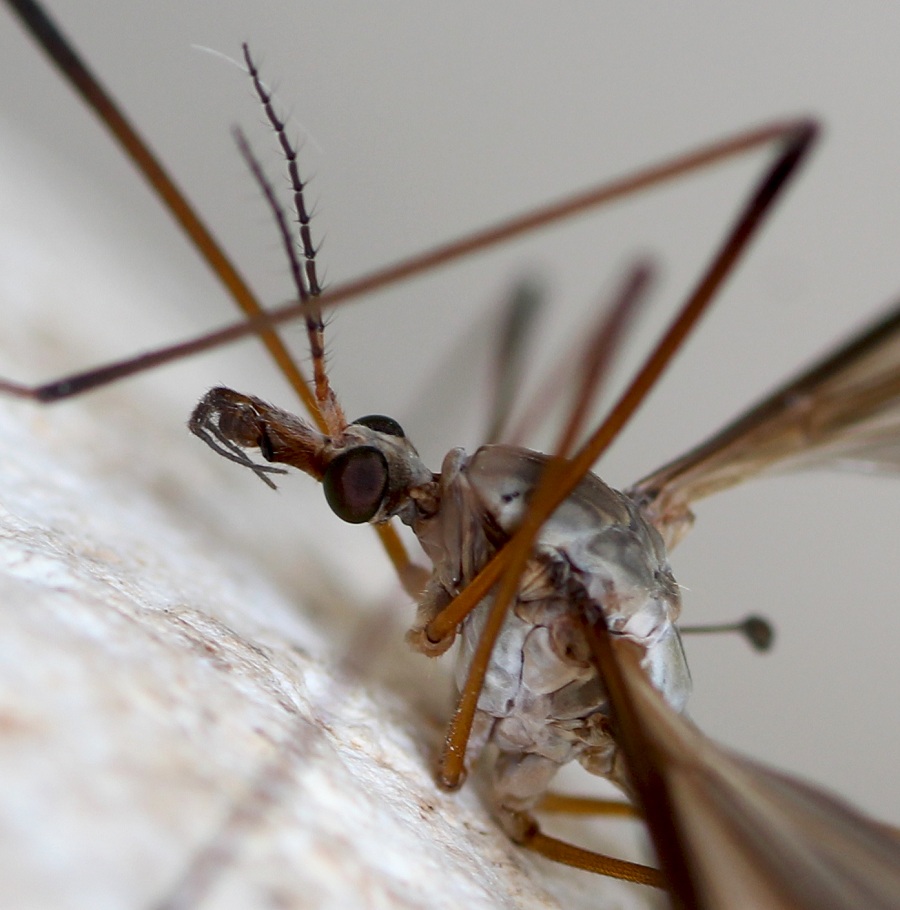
[{"xmin": 2, "ymin": 0, "xmax": 899, "ymax": 829}]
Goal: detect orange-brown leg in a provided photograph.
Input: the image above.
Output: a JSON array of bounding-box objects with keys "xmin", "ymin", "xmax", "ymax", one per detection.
[
  {"xmin": 538, "ymin": 792, "xmax": 640, "ymax": 819},
  {"xmin": 505, "ymin": 811, "xmax": 664, "ymax": 888}
]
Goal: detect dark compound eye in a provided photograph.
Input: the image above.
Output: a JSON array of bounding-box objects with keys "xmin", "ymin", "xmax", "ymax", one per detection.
[
  {"xmin": 322, "ymin": 446, "xmax": 389, "ymax": 524},
  {"xmin": 351, "ymin": 414, "xmax": 405, "ymax": 438},
  {"xmin": 257, "ymin": 425, "xmax": 275, "ymax": 462}
]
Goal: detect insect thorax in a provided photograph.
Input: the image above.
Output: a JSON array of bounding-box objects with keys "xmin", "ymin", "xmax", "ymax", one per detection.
[{"xmin": 408, "ymin": 444, "xmax": 691, "ymax": 809}]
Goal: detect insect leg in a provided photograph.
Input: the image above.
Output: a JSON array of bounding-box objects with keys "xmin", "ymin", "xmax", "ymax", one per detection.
[
  {"xmin": 519, "ymin": 827, "xmax": 664, "ymax": 888},
  {"xmin": 2, "ymin": 118, "xmax": 818, "ymax": 402},
  {"xmin": 537, "ymin": 793, "xmax": 639, "ymax": 818}
]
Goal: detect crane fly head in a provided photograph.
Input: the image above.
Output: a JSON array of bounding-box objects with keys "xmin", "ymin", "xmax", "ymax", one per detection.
[{"xmin": 189, "ymin": 387, "xmax": 436, "ymax": 524}]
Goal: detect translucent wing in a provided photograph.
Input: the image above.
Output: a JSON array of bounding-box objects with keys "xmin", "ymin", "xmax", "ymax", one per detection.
[
  {"xmin": 630, "ymin": 301, "xmax": 900, "ymax": 546},
  {"xmin": 588, "ymin": 624, "xmax": 900, "ymax": 910},
  {"xmin": 485, "ymin": 279, "xmax": 544, "ymax": 444}
]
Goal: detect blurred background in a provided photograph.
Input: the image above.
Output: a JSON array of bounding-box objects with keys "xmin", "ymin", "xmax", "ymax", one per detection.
[{"xmin": 1, "ymin": 0, "xmax": 899, "ymax": 830}]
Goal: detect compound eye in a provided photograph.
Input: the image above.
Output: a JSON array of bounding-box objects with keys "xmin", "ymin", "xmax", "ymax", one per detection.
[
  {"xmin": 322, "ymin": 447, "xmax": 389, "ymax": 524},
  {"xmin": 351, "ymin": 414, "xmax": 405, "ymax": 438}
]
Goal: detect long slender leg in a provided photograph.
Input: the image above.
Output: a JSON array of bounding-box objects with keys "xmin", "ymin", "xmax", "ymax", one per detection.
[
  {"xmin": 0, "ymin": 120, "xmax": 817, "ymax": 402},
  {"xmin": 521, "ymin": 828, "xmax": 664, "ymax": 888},
  {"xmin": 538, "ymin": 793, "xmax": 640, "ymax": 818}
]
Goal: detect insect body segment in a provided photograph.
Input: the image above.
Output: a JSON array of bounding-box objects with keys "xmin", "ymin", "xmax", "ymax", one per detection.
[{"xmin": 419, "ymin": 445, "xmax": 690, "ymax": 837}]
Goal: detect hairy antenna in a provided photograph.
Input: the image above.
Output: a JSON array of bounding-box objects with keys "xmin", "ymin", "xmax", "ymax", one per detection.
[{"xmin": 240, "ymin": 44, "xmax": 345, "ymax": 435}]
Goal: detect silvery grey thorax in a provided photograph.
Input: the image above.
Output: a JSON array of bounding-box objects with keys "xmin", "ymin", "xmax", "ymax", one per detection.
[{"xmin": 406, "ymin": 444, "xmax": 691, "ymax": 815}]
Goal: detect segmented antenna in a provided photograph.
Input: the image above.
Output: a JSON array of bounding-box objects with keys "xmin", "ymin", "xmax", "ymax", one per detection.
[{"xmin": 239, "ymin": 45, "xmax": 346, "ymax": 436}]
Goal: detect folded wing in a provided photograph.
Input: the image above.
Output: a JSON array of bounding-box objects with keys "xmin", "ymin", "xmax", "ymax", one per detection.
[
  {"xmin": 587, "ymin": 620, "xmax": 900, "ymax": 910},
  {"xmin": 630, "ymin": 301, "xmax": 900, "ymax": 546}
]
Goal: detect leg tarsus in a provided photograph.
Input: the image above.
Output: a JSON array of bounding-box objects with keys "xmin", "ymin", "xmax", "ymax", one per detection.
[{"xmin": 515, "ymin": 813, "xmax": 665, "ymax": 888}]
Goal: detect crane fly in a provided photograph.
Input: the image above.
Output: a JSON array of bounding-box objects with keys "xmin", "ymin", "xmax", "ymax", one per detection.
[{"xmin": 3, "ymin": 1, "xmax": 900, "ymax": 907}]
